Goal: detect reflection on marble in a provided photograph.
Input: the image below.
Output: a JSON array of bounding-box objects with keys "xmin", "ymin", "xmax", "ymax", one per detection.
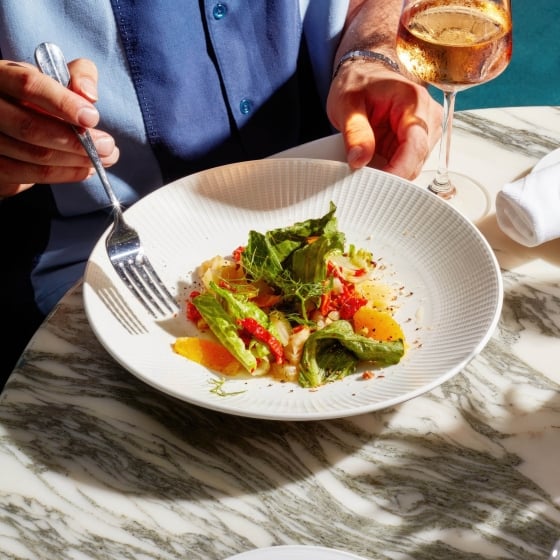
[{"xmin": 1, "ymin": 107, "xmax": 560, "ymax": 560}]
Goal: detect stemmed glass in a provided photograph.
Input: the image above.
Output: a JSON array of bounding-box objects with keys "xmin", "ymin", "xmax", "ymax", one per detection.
[{"xmin": 396, "ymin": 0, "xmax": 512, "ymax": 221}]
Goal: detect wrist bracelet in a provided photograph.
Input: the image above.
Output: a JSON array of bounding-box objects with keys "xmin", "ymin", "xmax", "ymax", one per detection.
[{"xmin": 332, "ymin": 49, "xmax": 400, "ymax": 80}]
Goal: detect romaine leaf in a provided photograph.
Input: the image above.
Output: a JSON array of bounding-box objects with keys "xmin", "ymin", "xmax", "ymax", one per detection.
[
  {"xmin": 242, "ymin": 230, "xmax": 284, "ymax": 284},
  {"xmin": 242, "ymin": 202, "xmax": 341, "ymax": 285},
  {"xmin": 299, "ymin": 320, "xmax": 404, "ymax": 388},
  {"xmin": 289, "ymin": 232, "xmax": 344, "ymax": 284},
  {"xmin": 195, "ymin": 283, "xmax": 278, "ymax": 374},
  {"xmin": 192, "ymin": 293, "xmax": 257, "ymax": 373},
  {"xmin": 266, "ymin": 201, "xmax": 339, "ymax": 254},
  {"xmin": 209, "ymin": 281, "xmax": 269, "ymax": 325}
]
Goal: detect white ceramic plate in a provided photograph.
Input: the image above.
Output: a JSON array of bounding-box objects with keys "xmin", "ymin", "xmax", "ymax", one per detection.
[
  {"xmin": 225, "ymin": 545, "xmax": 368, "ymax": 560},
  {"xmin": 83, "ymin": 158, "xmax": 503, "ymax": 421}
]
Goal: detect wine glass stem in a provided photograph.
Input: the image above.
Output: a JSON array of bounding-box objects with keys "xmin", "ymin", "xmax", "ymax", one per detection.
[{"xmin": 430, "ymin": 89, "xmax": 457, "ymax": 199}]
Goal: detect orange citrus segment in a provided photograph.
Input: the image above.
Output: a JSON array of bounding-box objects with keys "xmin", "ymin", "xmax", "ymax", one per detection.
[
  {"xmin": 355, "ymin": 281, "xmax": 394, "ymax": 311},
  {"xmin": 352, "ymin": 307, "xmax": 405, "ymax": 343},
  {"xmin": 172, "ymin": 337, "xmax": 243, "ymax": 376}
]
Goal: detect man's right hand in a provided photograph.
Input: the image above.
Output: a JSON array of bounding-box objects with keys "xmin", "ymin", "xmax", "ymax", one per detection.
[{"xmin": 0, "ymin": 57, "xmax": 119, "ymax": 198}]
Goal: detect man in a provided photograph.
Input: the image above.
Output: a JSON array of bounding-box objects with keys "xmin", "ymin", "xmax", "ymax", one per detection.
[{"xmin": 0, "ymin": 0, "xmax": 441, "ymax": 385}]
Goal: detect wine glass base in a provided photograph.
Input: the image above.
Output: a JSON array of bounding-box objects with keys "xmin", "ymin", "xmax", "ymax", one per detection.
[{"xmin": 416, "ymin": 170, "xmax": 492, "ymax": 222}]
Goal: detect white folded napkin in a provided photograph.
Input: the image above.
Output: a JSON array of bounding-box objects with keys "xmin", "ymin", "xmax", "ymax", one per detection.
[{"xmin": 496, "ymin": 154, "xmax": 560, "ymax": 247}]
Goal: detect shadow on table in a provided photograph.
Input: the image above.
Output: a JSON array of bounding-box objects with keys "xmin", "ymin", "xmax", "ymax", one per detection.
[
  {"xmin": 477, "ymin": 212, "xmax": 560, "ymax": 271},
  {"xmin": 1, "ymin": 279, "xmax": 559, "ymax": 558}
]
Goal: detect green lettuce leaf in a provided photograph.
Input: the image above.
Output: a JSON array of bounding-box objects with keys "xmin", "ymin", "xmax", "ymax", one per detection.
[
  {"xmin": 240, "ymin": 202, "xmax": 344, "ymax": 319},
  {"xmin": 193, "ymin": 282, "xmax": 277, "ymax": 374},
  {"xmin": 289, "ymin": 230, "xmax": 344, "ymax": 284},
  {"xmin": 299, "ymin": 320, "xmax": 405, "ymax": 388},
  {"xmin": 192, "ymin": 293, "xmax": 257, "ymax": 372},
  {"xmin": 209, "ymin": 281, "xmax": 269, "ymax": 325},
  {"xmin": 241, "ymin": 201, "xmax": 343, "ymax": 286}
]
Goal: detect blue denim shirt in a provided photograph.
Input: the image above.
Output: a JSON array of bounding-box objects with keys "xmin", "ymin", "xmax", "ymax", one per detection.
[{"xmin": 0, "ymin": 0, "xmax": 348, "ymax": 313}]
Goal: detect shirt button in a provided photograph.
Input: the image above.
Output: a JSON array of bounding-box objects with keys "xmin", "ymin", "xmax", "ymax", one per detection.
[
  {"xmin": 239, "ymin": 98, "xmax": 253, "ymax": 115},
  {"xmin": 212, "ymin": 3, "xmax": 228, "ymax": 19}
]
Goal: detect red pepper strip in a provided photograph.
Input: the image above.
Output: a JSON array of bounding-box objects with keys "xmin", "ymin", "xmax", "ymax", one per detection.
[
  {"xmin": 232, "ymin": 246, "xmax": 245, "ymax": 262},
  {"xmin": 186, "ymin": 291, "xmax": 202, "ymax": 322},
  {"xmin": 218, "ymin": 280, "xmax": 233, "ymax": 290},
  {"xmin": 327, "ymin": 261, "xmax": 341, "ymax": 279},
  {"xmin": 237, "ymin": 317, "xmax": 285, "ymax": 364},
  {"xmin": 327, "ymin": 263, "xmax": 356, "ymax": 295},
  {"xmin": 339, "ymin": 295, "xmax": 368, "ymax": 320},
  {"xmin": 322, "ymin": 262, "xmax": 367, "ymax": 318},
  {"xmin": 320, "ymin": 292, "xmax": 331, "ymax": 316}
]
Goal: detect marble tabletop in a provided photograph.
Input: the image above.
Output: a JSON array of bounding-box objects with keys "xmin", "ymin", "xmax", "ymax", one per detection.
[{"xmin": 1, "ymin": 106, "xmax": 559, "ymax": 560}]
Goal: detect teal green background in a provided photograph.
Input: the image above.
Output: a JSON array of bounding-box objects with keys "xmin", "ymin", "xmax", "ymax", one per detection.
[{"xmin": 429, "ymin": 1, "xmax": 560, "ymax": 110}]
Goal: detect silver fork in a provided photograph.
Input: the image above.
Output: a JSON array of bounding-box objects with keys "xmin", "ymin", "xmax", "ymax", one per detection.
[{"xmin": 34, "ymin": 42, "xmax": 177, "ymax": 318}]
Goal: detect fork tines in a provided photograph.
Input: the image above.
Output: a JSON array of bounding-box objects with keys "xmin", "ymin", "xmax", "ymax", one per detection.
[{"xmin": 114, "ymin": 254, "xmax": 178, "ymax": 318}]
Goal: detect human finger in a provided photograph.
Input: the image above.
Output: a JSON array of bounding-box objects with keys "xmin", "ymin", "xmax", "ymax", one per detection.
[
  {"xmin": 0, "ymin": 60, "xmax": 99, "ymax": 128},
  {"xmin": 0, "ymin": 139, "xmax": 120, "ymax": 198},
  {"xmin": 0, "ymin": 96, "xmax": 116, "ymax": 158},
  {"xmin": 67, "ymin": 58, "xmax": 99, "ymax": 102},
  {"xmin": 382, "ymin": 95, "xmax": 442, "ymax": 179},
  {"xmin": 0, "ymin": 160, "xmax": 96, "ymax": 198},
  {"xmin": 0, "ymin": 129, "xmax": 119, "ymax": 168},
  {"xmin": 329, "ymin": 90, "xmax": 377, "ymax": 170},
  {"xmin": 382, "ymin": 115, "xmax": 432, "ymax": 179}
]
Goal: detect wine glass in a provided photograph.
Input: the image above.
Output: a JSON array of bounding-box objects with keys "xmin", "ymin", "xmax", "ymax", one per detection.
[{"xmin": 396, "ymin": 0, "xmax": 512, "ymax": 221}]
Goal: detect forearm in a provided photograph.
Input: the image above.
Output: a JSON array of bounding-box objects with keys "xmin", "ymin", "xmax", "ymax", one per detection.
[{"xmin": 335, "ymin": 0, "xmax": 403, "ymax": 61}]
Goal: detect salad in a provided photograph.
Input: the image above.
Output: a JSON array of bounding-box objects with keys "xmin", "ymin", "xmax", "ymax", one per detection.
[{"xmin": 173, "ymin": 203, "xmax": 405, "ymax": 388}]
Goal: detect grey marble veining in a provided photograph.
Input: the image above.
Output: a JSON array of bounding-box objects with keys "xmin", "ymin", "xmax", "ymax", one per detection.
[
  {"xmin": 1, "ymin": 107, "xmax": 560, "ymax": 560},
  {"xmin": 456, "ymin": 110, "xmax": 560, "ymax": 160}
]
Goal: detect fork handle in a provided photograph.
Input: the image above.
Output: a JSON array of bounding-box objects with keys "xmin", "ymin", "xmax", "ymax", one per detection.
[
  {"xmin": 34, "ymin": 42, "xmax": 122, "ymax": 211},
  {"xmin": 72, "ymin": 128, "xmax": 122, "ymax": 210}
]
